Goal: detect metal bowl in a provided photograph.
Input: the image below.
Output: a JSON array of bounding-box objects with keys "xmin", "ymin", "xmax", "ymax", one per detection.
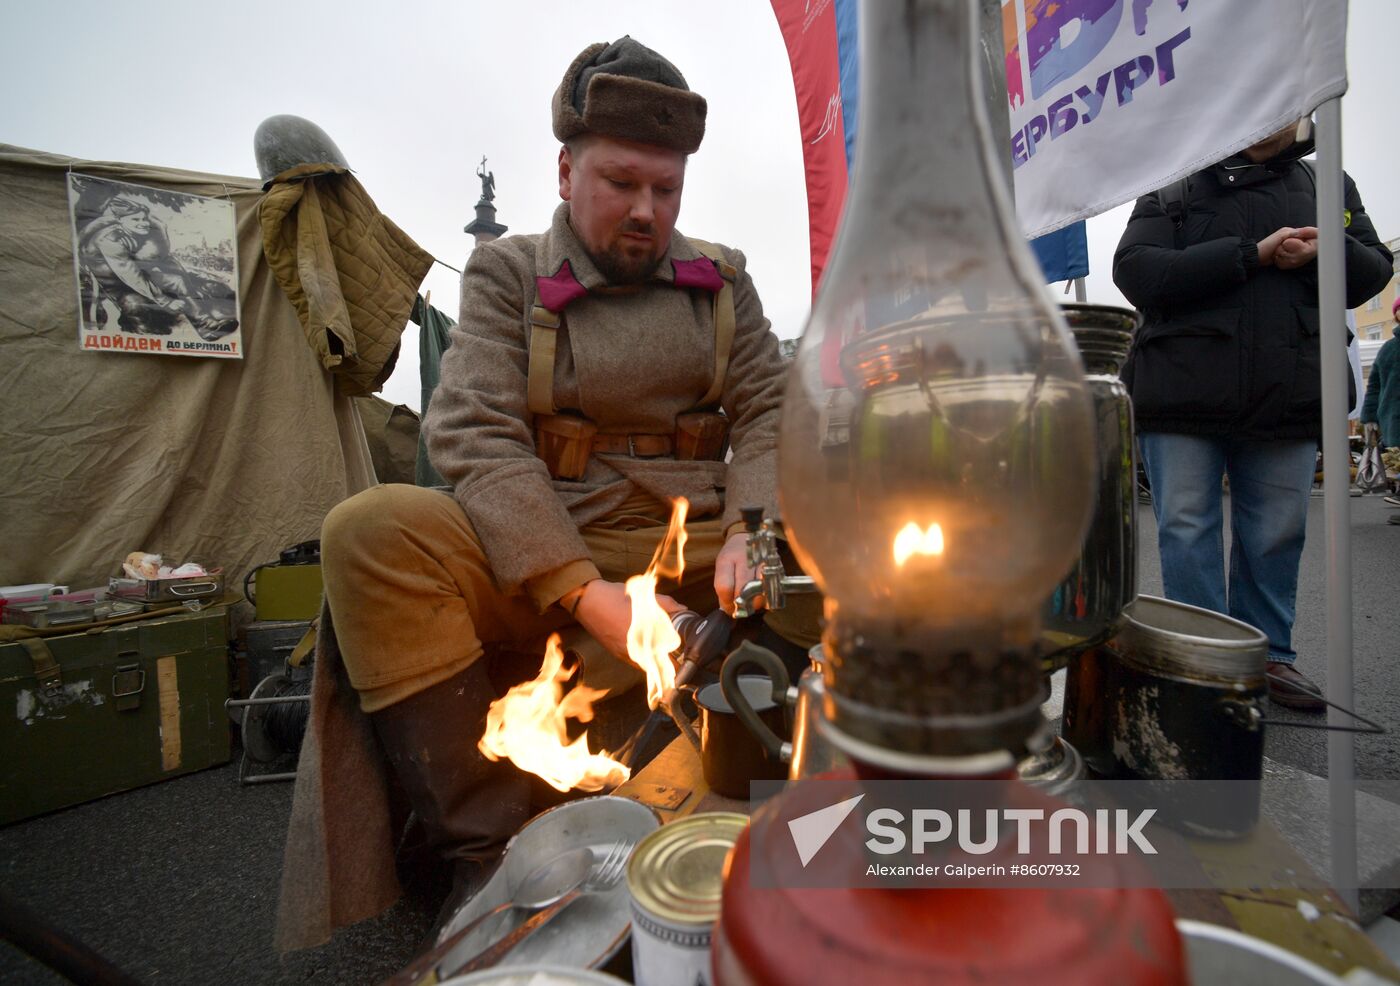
[
  {"xmin": 435, "ymin": 795, "xmax": 660, "ymax": 975},
  {"xmin": 439, "ymin": 965, "xmax": 629, "ymax": 985},
  {"xmin": 1178, "ymin": 920, "xmax": 1348, "ymax": 985}
]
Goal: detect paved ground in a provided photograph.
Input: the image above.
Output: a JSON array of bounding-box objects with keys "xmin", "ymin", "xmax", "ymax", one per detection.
[{"xmin": 2, "ymin": 494, "xmax": 1398, "ymax": 984}]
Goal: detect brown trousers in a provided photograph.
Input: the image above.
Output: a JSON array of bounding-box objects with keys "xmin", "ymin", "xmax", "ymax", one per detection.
[{"xmin": 321, "ymin": 484, "xmax": 814, "ymax": 713}]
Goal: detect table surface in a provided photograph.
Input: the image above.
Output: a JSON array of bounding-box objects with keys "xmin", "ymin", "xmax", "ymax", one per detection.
[{"xmin": 614, "ymin": 735, "xmax": 1400, "ymax": 982}]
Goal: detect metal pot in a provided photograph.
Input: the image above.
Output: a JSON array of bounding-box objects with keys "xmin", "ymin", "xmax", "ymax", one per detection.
[
  {"xmin": 1068, "ymin": 595, "xmax": 1269, "ymax": 837},
  {"xmin": 1042, "ymin": 304, "xmax": 1141, "ymax": 672}
]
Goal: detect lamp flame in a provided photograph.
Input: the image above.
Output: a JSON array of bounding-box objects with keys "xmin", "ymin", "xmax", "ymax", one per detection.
[
  {"xmin": 478, "ymin": 634, "xmax": 630, "ymax": 793},
  {"xmin": 893, "ymin": 521, "xmax": 945, "ymax": 567},
  {"xmin": 626, "ymin": 498, "xmax": 690, "ymax": 709}
]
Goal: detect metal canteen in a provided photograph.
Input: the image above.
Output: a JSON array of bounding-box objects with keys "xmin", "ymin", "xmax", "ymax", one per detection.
[{"xmin": 1041, "ymin": 304, "xmax": 1142, "ymax": 672}]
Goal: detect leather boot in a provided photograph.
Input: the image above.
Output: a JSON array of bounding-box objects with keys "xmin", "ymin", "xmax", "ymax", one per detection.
[
  {"xmin": 369, "ymin": 660, "xmax": 531, "ymax": 924},
  {"xmin": 1266, "ymin": 661, "xmax": 1326, "ymax": 714}
]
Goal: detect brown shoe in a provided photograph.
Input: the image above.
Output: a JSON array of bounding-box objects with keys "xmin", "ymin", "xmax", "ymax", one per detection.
[{"xmin": 1266, "ymin": 662, "xmax": 1326, "ymax": 713}]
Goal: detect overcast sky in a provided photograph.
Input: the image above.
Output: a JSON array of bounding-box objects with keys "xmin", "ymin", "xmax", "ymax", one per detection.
[{"xmin": 2, "ymin": 1, "xmax": 1395, "ymax": 411}]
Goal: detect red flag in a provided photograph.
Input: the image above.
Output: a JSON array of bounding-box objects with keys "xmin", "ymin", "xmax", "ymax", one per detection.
[{"xmin": 771, "ymin": 0, "xmax": 850, "ymax": 298}]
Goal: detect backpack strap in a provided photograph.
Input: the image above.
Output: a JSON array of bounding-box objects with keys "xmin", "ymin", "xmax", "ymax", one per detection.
[
  {"xmin": 686, "ymin": 237, "xmax": 738, "ymax": 409},
  {"xmin": 1296, "ymin": 159, "xmax": 1346, "ymax": 227},
  {"xmin": 525, "ymin": 240, "xmax": 737, "ymax": 417},
  {"xmin": 1156, "ymin": 177, "xmax": 1190, "ymax": 232},
  {"xmin": 526, "ymin": 303, "xmax": 561, "ymax": 416}
]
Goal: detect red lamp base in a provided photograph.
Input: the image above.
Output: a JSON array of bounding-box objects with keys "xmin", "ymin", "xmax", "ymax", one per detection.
[{"xmin": 713, "ymin": 784, "xmax": 1185, "ymax": 986}]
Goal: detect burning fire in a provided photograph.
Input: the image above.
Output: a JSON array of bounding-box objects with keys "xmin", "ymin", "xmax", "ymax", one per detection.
[
  {"xmin": 478, "ymin": 634, "xmax": 630, "ymax": 793},
  {"xmin": 893, "ymin": 521, "xmax": 945, "ymax": 567},
  {"xmin": 476, "ymin": 498, "xmax": 692, "ymax": 791},
  {"xmin": 626, "ymin": 498, "xmax": 689, "ymax": 709}
]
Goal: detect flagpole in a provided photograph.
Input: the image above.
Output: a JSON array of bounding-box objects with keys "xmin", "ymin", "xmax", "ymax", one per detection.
[{"xmin": 1315, "ymin": 96, "xmax": 1357, "ymax": 911}]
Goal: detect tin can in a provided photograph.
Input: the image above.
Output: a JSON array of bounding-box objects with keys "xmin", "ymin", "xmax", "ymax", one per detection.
[{"xmin": 627, "ymin": 812, "xmax": 748, "ymax": 986}]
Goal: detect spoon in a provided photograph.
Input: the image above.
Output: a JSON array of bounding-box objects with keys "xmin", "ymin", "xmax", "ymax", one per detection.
[
  {"xmin": 461, "ymin": 848, "xmax": 594, "ymax": 936},
  {"xmin": 381, "ymin": 847, "xmax": 594, "ymax": 986}
]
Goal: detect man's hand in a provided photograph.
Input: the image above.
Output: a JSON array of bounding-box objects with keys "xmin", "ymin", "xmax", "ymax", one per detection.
[
  {"xmin": 1256, "ymin": 226, "xmax": 1297, "ymax": 267},
  {"xmin": 1274, "ymin": 226, "xmax": 1319, "ymax": 270},
  {"xmin": 1364, "ymin": 422, "xmax": 1381, "ymax": 447},
  {"xmin": 714, "ymin": 532, "xmax": 757, "ymax": 615},
  {"xmin": 564, "ymin": 579, "xmax": 684, "ymax": 663}
]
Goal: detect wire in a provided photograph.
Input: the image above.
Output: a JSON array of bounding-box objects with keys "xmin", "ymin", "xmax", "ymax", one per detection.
[
  {"xmin": 242, "ymin": 564, "xmax": 273, "ymax": 606},
  {"xmin": 262, "ymin": 677, "xmax": 313, "ymax": 752}
]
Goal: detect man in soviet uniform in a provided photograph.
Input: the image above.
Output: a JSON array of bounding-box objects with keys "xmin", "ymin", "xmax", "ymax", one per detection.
[{"xmin": 277, "ymin": 37, "xmax": 814, "ymax": 948}]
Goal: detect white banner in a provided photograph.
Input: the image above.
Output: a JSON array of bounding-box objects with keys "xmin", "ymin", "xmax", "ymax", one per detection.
[{"xmin": 1003, "ymin": 0, "xmax": 1348, "ymax": 239}]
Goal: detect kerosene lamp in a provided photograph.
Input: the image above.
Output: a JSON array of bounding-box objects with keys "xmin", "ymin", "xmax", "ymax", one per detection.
[{"xmin": 713, "ymin": 1, "xmax": 1183, "ymax": 982}]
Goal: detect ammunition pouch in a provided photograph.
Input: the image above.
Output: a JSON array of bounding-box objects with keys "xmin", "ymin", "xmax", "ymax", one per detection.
[
  {"xmin": 674, "ymin": 410, "xmax": 730, "ymax": 462},
  {"xmin": 534, "ymin": 413, "xmax": 598, "ymax": 481},
  {"xmin": 528, "ymin": 237, "xmax": 737, "ymax": 481},
  {"xmin": 534, "ymin": 410, "xmax": 730, "ymax": 480}
]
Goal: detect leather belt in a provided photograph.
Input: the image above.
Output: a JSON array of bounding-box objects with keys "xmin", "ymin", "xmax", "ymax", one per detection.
[{"xmin": 592, "ymin": 433, "xmax": 674, "ymax": 458}]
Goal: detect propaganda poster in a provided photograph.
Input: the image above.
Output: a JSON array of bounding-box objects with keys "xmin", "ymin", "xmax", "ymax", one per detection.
[{"xmin": 67, "ymin": 174, "xmax": 242, "ymax": 358}]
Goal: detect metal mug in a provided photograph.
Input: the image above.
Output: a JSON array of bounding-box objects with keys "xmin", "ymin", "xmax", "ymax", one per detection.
[
  {"xmin": 695, "ymin": 672, "xmax": 789, "ymax": 799},
  {"xmin": 719, "ymin": 642, "xmax": 849, "ymax": 782}
]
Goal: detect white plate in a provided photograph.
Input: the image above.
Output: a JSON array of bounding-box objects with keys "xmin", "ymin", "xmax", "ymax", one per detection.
[
  {"xmin": 436, "ymin": 795, "xmax": 660, "ymax": 976},
  {"xmin": 1178, "ymin": 919, "xmax": 1349, "ymax": 985}
]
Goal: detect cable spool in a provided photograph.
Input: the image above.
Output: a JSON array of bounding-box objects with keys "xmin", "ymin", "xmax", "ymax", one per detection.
[{"xmin": 242, "ymin": 672, "xmax": 311, "ymax": 764}]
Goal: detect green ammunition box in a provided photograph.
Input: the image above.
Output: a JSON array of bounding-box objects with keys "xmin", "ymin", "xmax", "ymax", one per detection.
[
  {"xmin": 0, "ymin": 606, "xmax": 232, "ymax": 825},
  {"xmin": 253, "ymin": 564, "xmax": 323, "ymax": 622}
]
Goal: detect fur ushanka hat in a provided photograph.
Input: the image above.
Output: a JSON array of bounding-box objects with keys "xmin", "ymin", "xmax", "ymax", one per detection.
[{"xmin": 552, "ymin": 37, "xmax": 707, "ymax": 154}]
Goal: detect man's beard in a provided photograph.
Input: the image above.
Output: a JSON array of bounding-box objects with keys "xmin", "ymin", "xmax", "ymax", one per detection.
[{"xmin": 591, "ymin": 222, "xmax": 665, "ymax": 285}]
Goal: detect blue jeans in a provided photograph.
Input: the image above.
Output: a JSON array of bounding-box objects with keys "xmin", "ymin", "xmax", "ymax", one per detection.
[{"xmin": 1138, "ymin": 433, "xmax": 1317, "ymax": 665}]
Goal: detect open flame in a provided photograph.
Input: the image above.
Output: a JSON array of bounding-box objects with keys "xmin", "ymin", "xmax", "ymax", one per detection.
[
  {"xmin": 893, "ymin": 521, "xmax": 945, "ymax": 567},
  {"xmin": 625, "ymin": 498, "xmax": 689, "ymax": 709},
  {"xmin": 478, "ymin": 634, "xmax": 630, "ymax": 793},
  {"xmin": 476, "ymin": 497, "xmax": 692, "ymax": 791}
]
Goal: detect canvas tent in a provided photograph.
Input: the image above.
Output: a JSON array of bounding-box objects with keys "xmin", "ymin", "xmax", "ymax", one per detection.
[{"xmin": 0, "ymin": 144, "xmax": 378, "ymax": 614}]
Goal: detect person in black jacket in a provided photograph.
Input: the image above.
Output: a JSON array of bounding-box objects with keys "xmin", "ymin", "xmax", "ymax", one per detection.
[{"xmin": 1114, "ymin": 121, "xmax": 1393, "ymax": 712}]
